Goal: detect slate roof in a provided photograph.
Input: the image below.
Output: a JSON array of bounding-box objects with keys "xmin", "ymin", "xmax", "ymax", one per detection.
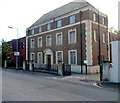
[{"xmin": 29, "ymin": 1, "xmax": 91, "ymax": 28}]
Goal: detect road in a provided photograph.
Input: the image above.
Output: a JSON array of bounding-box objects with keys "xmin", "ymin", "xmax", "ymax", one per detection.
[{"xmin": 1, "ymin": 69, "xmax": 119, "ymax": 101}]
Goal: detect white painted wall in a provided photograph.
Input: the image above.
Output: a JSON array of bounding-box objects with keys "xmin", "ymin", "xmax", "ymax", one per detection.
[
  {"xmin": 110, "ymin": 41, "xmax": 120, "ymax": 83},
  {"xmin": 71, "ymin": 65, "xmax": 100, "ymax": 74}
]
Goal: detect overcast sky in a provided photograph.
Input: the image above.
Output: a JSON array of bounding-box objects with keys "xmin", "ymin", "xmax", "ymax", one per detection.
[{"xmin": 0, "ymin": 0, "xmax": 119, "ymax": 42}]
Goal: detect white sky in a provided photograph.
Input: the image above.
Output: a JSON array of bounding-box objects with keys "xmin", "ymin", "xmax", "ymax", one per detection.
[{"xmin": 0, "ymin": 0, "xmax": 119, "ymax": 42}]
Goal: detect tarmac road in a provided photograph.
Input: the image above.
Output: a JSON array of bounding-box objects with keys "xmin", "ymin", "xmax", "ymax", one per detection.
[{"xmin": 1, "ymin": 69, "xmax": 119, "ymax": 101}]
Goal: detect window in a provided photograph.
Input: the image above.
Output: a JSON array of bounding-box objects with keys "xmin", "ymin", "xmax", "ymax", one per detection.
[
  {"xmin": 47, "ymin": 24, "xmax": 51, "ymax": 30},
  {"xmin": 93, "ymin": 13, "xmax": 96, "ymax": 21},
  {"xmin": 31, "ymin": 39, "xmax": 35, "ymax": 48},
  {"xmin": 102, "ymin": 17, "xmax": 105, "ymax": 25},
  {"xmin": 21, "ymin": 42, "xmax": 24, "ymax": 49},
  {"xmin": 30, "ymin": 53, "xmax": 35, "ymax": 61},
  {"xmin": 70, "ymin": 15, "xmax": 75, "ymax": 24},
  {"xmin": 68, "ymin": 29, "xmax": 76, "ymax": 44},
  {"xmin": 94, "ymin": 29, "xmax": 97, "ymax": 42},
  {"xmin": 103, "ymin": 33, "xmax": 106, "ymax": 43},
  {"xmin": 56, "ymin": 33, "xmax": 62, "ymax": 45},
  {"xmin": 37, "ymin": 52, "xmax": 43, "ymax": 64},
  {"xmin": 39, "ymin": 27, "xmax": 42, "ymax": 33},
  {"xmin": 68, "ymin": 50, "xmax": 77, "ymax": 65},
  {"xmin": 56, "ymin": 51, "xmax": 63, "ymax": 64},
  {"xmin": 57, "ymin": 20, "xmax": 62, "ymax": 27},
  {"xmin": 32, "ymin": 29, "xmax": 34, "ymax": 35},
  {"xmin": 46, "ymin": 35, "xmax": 51, "ymax": 46},
  {"xmin": 38, "ymin": 37, "xmax": 42, "ymax": 47}
]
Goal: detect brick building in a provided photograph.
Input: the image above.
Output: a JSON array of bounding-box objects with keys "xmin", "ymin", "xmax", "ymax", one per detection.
[
  {"xmin": 7, "ymin": 37, "xmax": 26, "ymax": 68},
  {"xmin": 26, "ymin": 1, "xmax": 110, "ymax": 73}
]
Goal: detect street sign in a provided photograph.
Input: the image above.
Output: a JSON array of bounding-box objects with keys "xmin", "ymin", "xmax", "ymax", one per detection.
[
  {"xmin": 14, "ymin": 52, "xmax": 20, "ymax": 56},
  {"xmin": 84, "ymin": 60, "xmax": 88, "ymax": 65}
]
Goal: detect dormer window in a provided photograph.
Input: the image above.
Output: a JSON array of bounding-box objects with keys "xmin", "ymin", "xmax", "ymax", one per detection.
[
  {"xmin": 31, "ymin": 29, "xmax": 34, "ymax": 35},
  {"xmin": 70, "ymin": 15, "xmax": 75, "ymax": 24},
  {"xmin": 102, "ymin": 17, "xmax": 105, "ymax": 25},
  {"xmin": 93, "ymin": 13, "xmax": 96, "ymax": 22},
  {"xmin": 39, "ymin": 26, "xmax": 42, "ymax": 33},
  {"xmin": 47, "ymin": 24, "xmax": 51, "ymax": 31},
  {"xmin": 57, "ymin": 20, "xmax": 62, "ymax": 27}
]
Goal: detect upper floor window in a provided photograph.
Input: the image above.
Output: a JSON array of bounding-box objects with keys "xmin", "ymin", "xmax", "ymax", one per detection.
[
  {"xmin": 39, "ymin": 26, "xmax": 42, "ymax": 33},
  {"xmin": 102, "ymin": 17, "xmax": 105, "ymax": 25},
  {"xmin": 38, "ymin": 37, "xmax": 42, "ymax": 47},
  {"xmin": 70, "ymin": 15, "xmax": 75, "ymax": 24},
  {"xmin": 47, "ymin": 24, "xmax": 51, "ymax": 31},
  {"xmin": 93, "ymin": 13, "xmax": 96, "ymax": 22},
  {"xmin": 57, "ymin": 20, "xmax": 62, "ymax": 27},
  {"xmin": 56, "ymin": 33, "xmax": 62, "ymax": 45},
  {"xmin": 31, "ymin": 39, "xmax": 35, "ymax": 48},
  {"xmin": 21, "ymin": 42, "xmax": 24, "ymax": 49},
  {"xmin": 103, "ymin": 33, "xmax": 106, "ymax": 43},
  {"xmin": 32, "ymin": 29, "xmax": 34, "ymax": 35},
  {"xmin": 94, "ymin": 29, "xmax": 97, "ymax": 42},
  {"xmin": 46, "ymin": 35, "xmax": 51, "ymax": 46},
  {"xmin": 68, "ymin": 29, "xmax": 76, "ymax": 44}
]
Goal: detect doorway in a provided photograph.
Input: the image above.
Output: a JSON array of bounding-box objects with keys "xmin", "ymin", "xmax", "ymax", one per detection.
[{"xmin": 47, "ymin": 55, "xmax": 51, "ymax": 70}]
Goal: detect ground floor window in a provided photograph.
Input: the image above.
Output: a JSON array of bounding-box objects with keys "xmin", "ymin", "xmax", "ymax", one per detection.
[
  {"xmin": 68, "ymin": 50, "xmax": 77, "ymax": 65},
  {"xmin": 37, "ymin": 52, "xmax": 43, "ymax": 64},
  {"xmin": 56, "ymin": 51, "xmax": 63, "ymax": 64},
  {"xmin": 30, "ymin": 53, "xmax": 35, "ymax": 61}
]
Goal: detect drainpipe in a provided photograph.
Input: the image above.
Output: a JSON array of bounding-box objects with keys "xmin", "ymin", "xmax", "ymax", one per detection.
[
  {"xmin": 80, "ymin": 11, "xmax": 83, "ymax": 74},
  {"xmin": 98, "ymin": 10, "xmax": 103, "ymax": 81}
]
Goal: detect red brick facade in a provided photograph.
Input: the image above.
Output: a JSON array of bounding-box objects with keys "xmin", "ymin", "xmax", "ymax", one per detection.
[
  {"xmin": 26, "ymin": 3, "xmax": 109, "ymax": 68},
  {"xmin": 7, "ymin": 37, "xmax": 26, "ymax": 68}
]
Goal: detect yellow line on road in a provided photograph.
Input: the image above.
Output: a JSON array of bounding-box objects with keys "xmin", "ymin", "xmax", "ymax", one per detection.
[{"xmin": 93, "ymin": 83, "xmax": 102, "ymax": 88}]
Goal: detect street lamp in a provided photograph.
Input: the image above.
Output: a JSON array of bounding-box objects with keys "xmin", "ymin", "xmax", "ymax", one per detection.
[{"xmin": 8, "ymin": 26, "xmax": 19, "ymax": 69}]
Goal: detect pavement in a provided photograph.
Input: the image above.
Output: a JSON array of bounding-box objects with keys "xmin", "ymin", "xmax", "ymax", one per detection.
[
  {"xmin": 2, "ymin": 68, "xmax": 120, "ymax": 92},
  {"xmin": 50, "ymin": 73, "xmax": 120, "ymax": 92}
]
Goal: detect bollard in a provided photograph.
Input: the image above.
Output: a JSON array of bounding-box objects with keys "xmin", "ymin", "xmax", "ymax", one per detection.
[{"xmin": 23, "ymin": 61, "xmax": 26, "ymax": 71}]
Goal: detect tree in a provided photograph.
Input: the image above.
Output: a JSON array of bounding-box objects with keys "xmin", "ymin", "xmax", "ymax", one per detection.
[
  {"xmin": 1, "ymin": 39, "xmax": 12, "ymax": 67},
  {"xmin": 109, "ymin": 27, "xmax": 120, "ymax": 35}
]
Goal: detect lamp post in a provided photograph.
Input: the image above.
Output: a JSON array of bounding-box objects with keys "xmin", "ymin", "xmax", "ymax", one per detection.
[{"xmin": 8, "ymin": 26, "xmax": 19, "ymax": 69}]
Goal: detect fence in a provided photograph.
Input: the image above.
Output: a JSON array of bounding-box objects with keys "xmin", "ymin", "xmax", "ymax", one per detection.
[{"xmin": 23, "ymin": 61, "xmax": 71, "ymax": 76}]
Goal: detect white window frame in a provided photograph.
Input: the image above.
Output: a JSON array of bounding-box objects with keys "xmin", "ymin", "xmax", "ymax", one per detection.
[
  {"xmin": 47, "ymin": 24, "xmax": 51, "ymax": 31},
  {"xmin": 38, "ymin": 37, "xmax": 42, "ymax": 47},
  {"xmin": 31, "ymin": 39, "xmax": 35, "ymax": 48},
  {"xmin": 103, "ymin": 32, "xmax": 106, "ymax": 43},
  {"xmin": 68, "ymin": 50, "xmax": 77, "ymax": 65},
  {"xmin": 93, "ymin": 13, "xmax": 96, "ymax": 22},
  {"xmin": 56, "ymin": 32, "xmax": 63, "ymax": 45},
  {"xmin": 57, "ymin": 20, "xmax": 62, "ymax": 28},
  {"xmin": 102, "ymin": 17, "xmax": 105, "ymax": 25},
  {"xmin": 31, "ymin": 29, "xmax": 34, "ymax": 35},
  {"xmin": 68, "ymin": 29, "xmax": 77, "ymax": 44},
  {"xmin": 46, "ymin": 35, "xmax": 52, "ymax": 46},
  {"xmin": 56, "ymin": 51, "xmax": 63, "ymax": 64},
  {"xmin": 94, "ymin": 29, "xmax": 97, "ymax": 42},
  {"xmin": 37, "ymin": 52, "xmax": 43, "ymax": 64},
  {"xmin": 70, "ymin": 15, "xmax": 75, "ymax": 24},
  {"xmin": 30, "ymin": 53, "xmax": 35, "ymax": 61}
]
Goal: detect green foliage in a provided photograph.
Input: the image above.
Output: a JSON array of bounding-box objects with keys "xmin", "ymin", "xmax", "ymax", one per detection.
[
  {"xmin": 109, "ymin": 27, "xmax": 120, "ymax": 35},
  {"xmin": 1, "ymin": 39, "xmax": 12, "ymax": 64}
]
